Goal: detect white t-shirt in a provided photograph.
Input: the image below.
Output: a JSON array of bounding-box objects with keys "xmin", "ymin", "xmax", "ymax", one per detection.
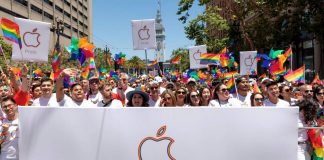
[
  {"xmin": 264, "ymin": 98, "xmax": 290, "ymax": 107},
  {"xmin": 58, "ymin": 95, "xmax": 96, "ymax": 107},
  {"xmin": 112, "ymin": 87, "xmax": 134, "ymax": 104},
  {"xmin": 208, "ymin": 98, "xmax": 242, "ymax": 107},
  {"xmin": 88, "ymin": 92, "xmax": 103, "ymax": 104},
  {"xmin": 148, "ymin": 97, "xmax": 160, "ymax": 107},
  {"xmin": 232, "ymin": 92, "xmax": 251, "ymax": 106},
  {"xmin": 0, "ymin": 118, "xmax": 19, "ymax": 160},
  {"xmin": 97, "ymin": 99, "xmax": 123, "ymax": 107},
  {"xmin": 32, "ymin": 94, "xmax": 58, "ymax": 107}
]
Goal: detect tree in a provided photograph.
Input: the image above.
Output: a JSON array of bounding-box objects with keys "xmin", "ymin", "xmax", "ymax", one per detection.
[
  {"xmin": 127, "ymin": 56, "xmax": 145, "ymax": 75},
  {"xmin": 170, "ymin": 48, "xmax": 190, "ymax": 72}
]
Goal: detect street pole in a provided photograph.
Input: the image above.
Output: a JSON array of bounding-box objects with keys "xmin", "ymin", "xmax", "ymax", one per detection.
[
  {"xmin": 53, "ymin": 17, "xmax": 64, "ymax": 50},
  {"xmin": 145, "ymin": 49, "xmax": 148, "ymax": 75}
]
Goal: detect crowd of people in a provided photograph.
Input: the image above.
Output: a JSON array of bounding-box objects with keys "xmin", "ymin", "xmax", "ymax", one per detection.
[{"xmin": 0, "ymin": 64, "xmax": 323, "ymax": 160}]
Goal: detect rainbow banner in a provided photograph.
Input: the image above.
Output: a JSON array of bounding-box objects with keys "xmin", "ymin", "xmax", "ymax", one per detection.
[
  {"xmin": 308, "ymin": 129, "xmax": 323, "ymax": 160},
  {"xmin": 284, "ymin": 66, "xmax": 305, "ymax": 82},
  {"xmin": 226, "ymin": 76, "xmax": 236, "ymax": 94},
  {"xmin": 200, "ymin": 53, "xmax": 220, "ymax": 65},
  {"xmin": 223, "ymin": 70, "xmax": 239, "ymax": 79},
  {"xmin": 1, "ymin": 17, "xmax": 22, "ymax": 49}
]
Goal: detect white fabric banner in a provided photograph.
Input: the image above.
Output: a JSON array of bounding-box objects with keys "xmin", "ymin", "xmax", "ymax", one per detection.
[
  {"xmin": 19, "ymin": 107, "xmax": 298, "ymax": 160},
  {"xmin": 188, "ymin": 45, "xmax": 208, "ymax": 69},
  {"xmin": 132, "ymin": 19, "xmax": 156, "ymax": 50},
  {"xmin": 240, "ymin": 51, "xmax": 257, "ymax": 75},
  {"xmin": 12, "ymin": 18, "xmax": 51, "ymax": 62}
]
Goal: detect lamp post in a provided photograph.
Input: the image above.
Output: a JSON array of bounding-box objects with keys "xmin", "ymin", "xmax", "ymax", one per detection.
[{"xmin": 52, "ymin": 17, "xmax": 64, "ymax": 49}]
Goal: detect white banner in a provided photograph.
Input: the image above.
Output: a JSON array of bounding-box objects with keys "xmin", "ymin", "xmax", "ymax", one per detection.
[
  {"xmin": 12, "ymin": 18, "xmax": 51, "ymax": 62},
  {"xmin": 19, "ymin": 107, "xmax": 297, "ymax": 160},
  {"xmin": 132, "ymin": 19, "xmax": 156, "ymax": 50},
  {"xmin": 189, "ymin": 45, "xmax": 208, "ymax": 69},
  {"xmin": 240, "ymin": 51, "xmax": 257, "ymax": 75}
]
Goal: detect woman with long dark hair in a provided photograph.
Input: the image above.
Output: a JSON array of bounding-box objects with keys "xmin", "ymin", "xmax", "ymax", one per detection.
[
  {"xmin": 175, "ymin": 87, "xmax": 188, "ymax": 107},
  {"xmin": 313, "ymin": 85, "xmax": 324, "ymax": 108},
  {"xmin": 209, "ymin": 83, "xmax": 241, "ymax": 107},
  {"xmin": 250, "ymin": 92, "xmax": 264, "ymax": 107},
  {"xmin": 199, "ymin": 87, "xmax": 212, "ymax": 106}
]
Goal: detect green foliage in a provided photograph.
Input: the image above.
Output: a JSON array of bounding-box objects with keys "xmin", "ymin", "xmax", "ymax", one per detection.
[
  {"xmin": 170, "ymin": 48, "xmax": 190, "ymax": 72},
  {"xmin": 125, "ymin": 56, "xmax": 145, "ymax": 74}
]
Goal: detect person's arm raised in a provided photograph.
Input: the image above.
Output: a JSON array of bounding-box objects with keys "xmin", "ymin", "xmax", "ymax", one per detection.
[{"xmin": 56, "ymin": 72, "xmax": 65, "ymax": 102}]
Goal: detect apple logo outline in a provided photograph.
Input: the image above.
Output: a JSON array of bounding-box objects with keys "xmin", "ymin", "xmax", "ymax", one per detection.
[
  {"xmin": 193, "ymin": 49, "xmax": 201, "ymax": 62},
  {"xmin": 138, "ymin": 25, "xmax": 150, "ymax": 40},
  {"xmin": 23, "ymin": 28, "xmax": 41, "ymax": 48},
  {"xmin": 138, "ymin": 125, "xmax": 176, "ymax": 160}
]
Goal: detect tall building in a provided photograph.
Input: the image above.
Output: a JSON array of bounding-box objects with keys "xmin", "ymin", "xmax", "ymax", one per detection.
[
  {"xmin": 155, "ymin": 0, "xmax": 165, "ymax": 63},
  {"xmin": 0, "ymin": 0, "xmax": 92, "ymax": 49}
]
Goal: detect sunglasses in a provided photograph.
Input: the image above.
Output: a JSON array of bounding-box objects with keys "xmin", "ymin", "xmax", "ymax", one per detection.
[
  {"xmin": 317, "ymin": 92, "xmax": 324, "ymax": 96},
  {"xmin": 177, "ymin": 91, "xmax": 186, "ymax": 95},
  {"xmin": 220, "ymin": 88, "xmax": 229, "ymax": 92},
  {"xmin": 305, "ymin": 90, "xmax": 313, "ymax": 93},
  {"xmin": 191, "ymin": 94, "xmax": 199, "ymax": 98},
  {"xmin": 150, "ymin": 87, "xmax": 158, "ymax": 90},
  {"xmin": 254, "ymin": 98, "xmax": 264, "ymax": 102},
  {"xmin": 284, "ymin": 89, "xmax": 291, "ymax": 92}
]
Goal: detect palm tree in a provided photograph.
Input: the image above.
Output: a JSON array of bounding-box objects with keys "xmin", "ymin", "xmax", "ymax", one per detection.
[{"xmin": 127, "ymin": 56, "xmax": 145, "ymax": 76}]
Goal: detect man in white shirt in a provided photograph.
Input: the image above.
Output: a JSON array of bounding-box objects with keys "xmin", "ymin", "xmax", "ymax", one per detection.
[
  {"xmin": 112, "ymin": 73, "xmax": 134, "ymax": 106},
  {"xmin": 0, "ymin": 96, "xmax": 19, "ymax": 160},
  {"xmin": 148, "ymin": 81, "xmax": 161, "ymax": 107},
  {"xmin": 32, "ymin": 77, "xmax": 58, "ymax": 107},
  {"xmin": 264, "ymin": 81, "xmax": 290, "ymax": 107},
  {"xmin": 232, "ymin": 76, "xmax": 251, "ymax": 106},
  {"xmin": 87, "ymin": 77, "xmax": 102, "ymax": 104},
  {"xmin": 97, "ymin": 83, "xmax": 122, "ymax": 107}
]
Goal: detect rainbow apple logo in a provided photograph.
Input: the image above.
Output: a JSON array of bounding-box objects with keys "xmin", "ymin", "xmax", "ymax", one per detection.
[
  {"xmin": 138, "ymin": 25, "xmax": 150, "ymax": 40},
  {"xmin": 138, "ymin": 125, "xmax": 176, "ymax": 160},
  {"xmin": 23, "ymin": 28, "xmax": 41, "ymax": 47},
  {"xmin": 193, "ymin": 49, "xmax": 201, "ymax": 61}
]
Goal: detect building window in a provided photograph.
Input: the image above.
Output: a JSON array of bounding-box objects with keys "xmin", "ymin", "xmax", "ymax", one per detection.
[
  {"xmin": 64, "ymin": 23, "xmax": 71, "ymax": 29},
  {"xmin": 14, "ymin": 0, "xmax": 28, "ymax": 6},
  {"xmin": 83, "ymin": 15, "xmax": 87, "ymax": 20},
  {"xmin": 44, "ymin": 11, "xmax": 53, "ymax": 20},
  {"xmin": 78, "ymin": 1, "xmax": 83, "ymax": 7},
  {"xmin": 43, "ymin": 0, "xmax": 53, "ymax": 6},
  {"xmin": 72, "ymin": 6, "xmax": 77, "ymax": 12},
  {"xmin": 83, "ymin": 6, "xmax": 87, "ymax": 11},
  {"xmin": 55, "ymin": 5, "xmax": 63, "ymax": 13},
  {"xmin": 79, "ymin": 11, "xmax": 83, "ymax": 17},
  {"xmin": 79, "ymin": 31, "xmax": 83, "ymax": 36},
  {"xmin": 31, "ymin": 4, "xmax": 43, "ymax": 14},
  {"xmin": 72, "ymin": 27, "xmax": 78, "ymax": 33},
  {"xmin": 72, "ymin": 16, "xmax": 78, "ymax": 23},
  {"xmin": 63, "ymin": 0, "xmax": 70, "ymax": 7},
  {"xmin": 64, "ymin": 11, "xmax": 71, "ymax": 18},
  {"xmin": 84, "ymin": 24, "xmax": 88, "ymax": 29},
  {"xmin": 79, "ymin": 21, "xmax": 83, "ymax": 26}
]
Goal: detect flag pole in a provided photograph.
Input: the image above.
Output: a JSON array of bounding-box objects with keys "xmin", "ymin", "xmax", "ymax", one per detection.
[
  {"xmin": 145, "ymin": 49, "xmax": 148, "ymax": 75},
  {"xmin": 290, "ymin": 45, "xmax": 293, "ymax": 71},
  {"xmin": 232, "ymin": 74, "xmax": 239, "ymax": 101},
  {"xmin": 303, "ymin": 65, "xmax": 306, "ymax": 83}
]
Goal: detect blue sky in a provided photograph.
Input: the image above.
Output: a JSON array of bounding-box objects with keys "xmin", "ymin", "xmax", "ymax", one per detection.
[{"xmin": 92, "ymin": 0, "xmax": 204, "ymax": 61}]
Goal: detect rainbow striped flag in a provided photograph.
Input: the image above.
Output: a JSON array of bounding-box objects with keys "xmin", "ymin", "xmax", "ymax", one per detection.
[
  {"xmin": 106, "ymin": 54, "xmax": 113, "ymax": 67},
  {"xmin": 200, "ymin": 53, "xmax": 220, "ymax": 65},
  {"xmin": 284, "ymin": 66, "xmax": 305, "ymax": 82},
  {"xmin": 284, "ymin": 47, "xmax": 292, "ymax": 57},
  {"xmin": 171, "ymin": 55, "xmax": 181, "ymax": 64},
  {"xmin": 1, "ymin": 17, "xmax": 22, "ymax": 49},
  {"xmin": 51, "ymin": 47, "xmax": 62, "ymax": 74},
  {"xmin": 312, "ymin": 73, "xmax": 323, "ymax": 85},
  {"xmin": 308, "ymin": 129, "xmax": 323, "ymax": 160},
  {"xmin": 223, "ymin": 70, "xmax": 239, "ymax": 79},
  {"xmin": 226, "ymin": 76, "xmax": 236, "ymax": 94},
  {"xmin": 253, "ymin": 82, "xmax": 261, "ymax": 93}
]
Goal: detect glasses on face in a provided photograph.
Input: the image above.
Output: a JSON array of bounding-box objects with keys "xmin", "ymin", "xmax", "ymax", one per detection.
[
  {"xmin": 121, "ymin": 78, "xmax": 127, "ymax": 82},
  {"xmin": 191, "ymin": 94, "xmax": 199, "ymax": 98},
  {"xmin": 284, "ymin": 89, "xmax": 291, "ymax": 92},
  {"xmin": 220, "ymin": 88, "xmax": 229, "ymax": 92},
  {"xmin": 150, "ymin": 87, "xmax": 158, "ymax": 90},
  {"xmin": 2, "ymin": 103, "xmax": 15, "ymax": 109},
  {"xmin": 305, "ymin": 90, "xmax": 313, "ymax": 93},
  {"xmin": 90, "ymin": 80, "xmax": 99, "ymax": 84},
  {"xmin": 167, "ymin": 86, "xmax": 174, "ymax": 89},
  {"xmin": 317, "ymin": 92, "xmax": 324, "ymax": 96},
  {"xmin": 177, "ymin": 91, "xmax": 186, "ymax": 95},
  {"xmin": 254, "ymin": 98, "xmax": 264, "ymax": 102}
]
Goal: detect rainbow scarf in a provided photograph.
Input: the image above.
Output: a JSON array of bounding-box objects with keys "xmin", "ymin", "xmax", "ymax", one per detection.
[{"xmin": 1, "ymin": 17, "xmax": 22, "ymax": 49}]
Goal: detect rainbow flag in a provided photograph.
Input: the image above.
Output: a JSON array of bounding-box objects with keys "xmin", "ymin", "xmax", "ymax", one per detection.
[
  {"xmin": 223, "ymin": 70, "xmax": 239, "ymax": 79},
  {"xmin": 308, "ymin": 129, "xmax": 323, "ymax": 160},
  {"xmin": 284, "ymin": 47, "xmax": 292, "ymax": 58},
  {"xmin": 106, "ymin": 54, "xmax": 113, "ymax": 67},
  {"xmin": 81, "ymin": 64, "xmax": 90, "ymax": 79},
  {"xmin": 171, "ymin": 55, "xmax": 181, "ymax": 64},
  {"xmin": 200, "ymin": 53, "xmax": 220, "ymax": 65},
  {"xmin": 89, "ymin": 57, "xmax": 96, "ymax": 69},
  {"xmin": 33, "ymin": 69, "xmax": 43, "ymax": 77},
  {"xmin": 1, "ymin": 17, "xmax": 22, "ymax": 49},
  {"xmin": 312, "ymin": 73, "xmax": 323, "ymax": 85},
  {"xmin": 226, "ymin": 76, "xmax": 236, "ymax": 94},
  {"xmin": 51, "ymin": 47, "xmax": 62, "ymax": 73},
  {"xmin": 253, "ymin": 82, "xmax": 261, "ymax": 93},
  {"xmin": 259, "ymin": 73, "xmax": 266, "ymax": 79},
  {"xmin": 284, "ymin": 66, "xmax": 305, "ymax": 83}
]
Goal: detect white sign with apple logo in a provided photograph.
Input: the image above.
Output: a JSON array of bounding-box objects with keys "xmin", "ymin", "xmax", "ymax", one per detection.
[
  {"xmin": 239, "ymin": 51, "xmax": 257, "ymax": 75},
  {"xmin": 189, "ymin": 45, "xmax": 208, "ymax": 69},
  {"xmin": 12, "ymin": 17, "xmax": 51, "ymax": 62},
  {"xmin": 132, "ymin": 19, "xmax": 157, "ymax": 50}
]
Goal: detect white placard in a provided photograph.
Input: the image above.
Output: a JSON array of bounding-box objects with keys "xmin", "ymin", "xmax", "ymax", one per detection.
[
  {"xmin": 12, "ymin": 18, "xmax": 51, "ymax": 62},
  {"xmin": 240, "ymin": 51, "xmax": 257, "ymax": 75},
  {"xmin": 19, "ymin": 107, "xmax": 298, "ymax": 160},
  {"xmin": 189, "ymin": 45, "xmax": 208, "ymax": 69},
  {"xmin": 132, "ymin": 19, "xmax": 156, "ymax": 50}
]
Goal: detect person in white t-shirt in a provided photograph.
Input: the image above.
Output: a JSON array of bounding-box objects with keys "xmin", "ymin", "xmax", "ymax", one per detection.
[
  {"xmin": 148, "ymin": 81, "xmax": 161, "ymax": 107},
  {"xmin": 0, "ymin": 96, "xmax": 19, "ymax": 160},
  {"xmin": 56, "ymin": 72, "xmax": 95, "ymax": 107},
  {"xmin": 87, "ymin": 77, "xmax": 102, "ymax": 104},
  {"xmin": 32, "ymin": 77, "xmax": 58, "ymax": 107},
  {"xmin": 232, "ymin": 76, "xmax": 251, "ymax": 106},
  {"xmin": 263, "ymin": 81, "xmax": 290, "ymax": 107},
  {"xmin": 209, "ymin": 83, "xmax": 241, "ymax": 107},
  {"xmin": 97, "ymin": 83, "xmax": 122, "ymax": 107},
  {"xmin": 112, "ymin": 73, "xmax": 134, "ymax": 106}
]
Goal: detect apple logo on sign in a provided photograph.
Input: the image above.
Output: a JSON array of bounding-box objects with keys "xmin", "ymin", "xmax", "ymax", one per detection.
[
  {"xmin": 138, "ymin": 25, "xmax": 150, "ymax": 40},
  {"xmin": 244, "ymin": 55, "xmax": 254, "ymax": 67},
  {"xmin": 193, "ymin": 49, "xmax": 201, "ymax": 61},
  {"xmin": 23, "ymin": 28, "xmax": 41, "ymax": 48},
  {"xmin": 138, "ymin": 125, "xmax": 176, "ymax": 160}
]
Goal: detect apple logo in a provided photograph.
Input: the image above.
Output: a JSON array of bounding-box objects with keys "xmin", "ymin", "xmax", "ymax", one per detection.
[
  {"xmin": 244, "ymin": 55, "xmax": 253, "ymax": 67},
  {"xmin": 23, "ymin": 28, "xmax": 41, "ymax": 48},
  {"xmin": 193, "ymin": 49, "xmax": 201, "ymax": 61},
  {"xmin": 138, "ymin": 125, "xmax": 176, "ymax": 160},
  {"xmin": 138, "ymin": 25, "xmax": 150, "ymax": 40}
]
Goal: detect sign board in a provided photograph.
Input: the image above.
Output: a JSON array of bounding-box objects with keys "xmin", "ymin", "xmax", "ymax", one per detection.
[
  {"xmin": 132, "ymin": 19, "xmax": 156, "ymax": 50},
  {"xmin": 188, "ymin": 45, "xmax": 208, "ymax": 69},
  {"xmin": 240, "ymin": 51, "xmax": 257, "ymax": 75},
  {"xmin": 19, "ymin": 107, "xmax": 298, "ymax": 160}
]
